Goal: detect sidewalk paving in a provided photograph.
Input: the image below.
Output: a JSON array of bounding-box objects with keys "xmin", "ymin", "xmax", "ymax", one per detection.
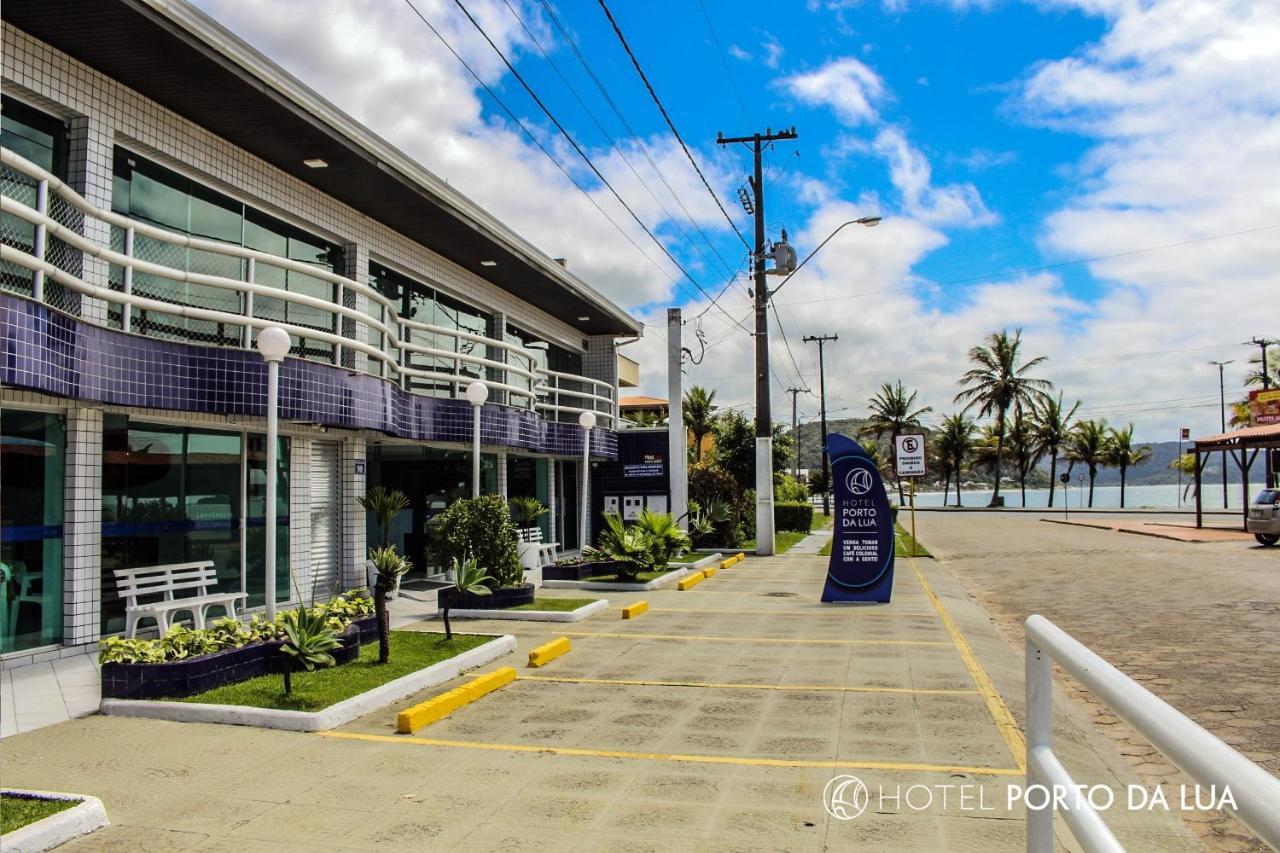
[
  {"xmin": 0, "ymin": 654, "xmax": 101, "ymax": 738},
  {"xmin": 0, "ymin": 551, "xmax": 1197, "ymax": 850}
]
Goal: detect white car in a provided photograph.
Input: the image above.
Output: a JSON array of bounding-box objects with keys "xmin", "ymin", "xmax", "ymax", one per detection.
[{"xmin": 1247, "ymin": 489, "xmax": 1279, "ymax": 546}]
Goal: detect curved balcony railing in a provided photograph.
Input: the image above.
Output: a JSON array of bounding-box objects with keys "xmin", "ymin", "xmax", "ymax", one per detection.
[{"xmin": 0, "ymin": 148, "xmax": 613, "ymax": 426}]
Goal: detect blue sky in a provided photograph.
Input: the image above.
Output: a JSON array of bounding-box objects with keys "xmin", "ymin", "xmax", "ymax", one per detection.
[{"xmin": 198, "ymin": 0, "xmax": 1280, "ymax": 441}]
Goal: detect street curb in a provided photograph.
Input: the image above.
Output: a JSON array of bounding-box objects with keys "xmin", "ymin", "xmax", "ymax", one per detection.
[
  {"xmin": 543, "ymin": 568, "xmax": 690, "ymax": 592},
  {"xmin": 670, "ymin": 553, "xmax": 723, "ymax": 570},
  {"xmin": 396, "ymin": 666, "xmax": 516, "ymax": 733},
  {"xmin": 0, "ymin": 791, "xmax": 108, "ymax": 853},
  {"xmin": 438, "ymin": 599, "xmax": 608, "ymax": 622},
  {"xmin": 100, "ymin": 634, "xmax": 516, "ymax": 732}
]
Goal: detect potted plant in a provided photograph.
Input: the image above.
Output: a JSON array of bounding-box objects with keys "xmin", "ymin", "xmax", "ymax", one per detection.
[{"xmin": 439, "ymin": 555, "xmax": 492, "ymax": 640}]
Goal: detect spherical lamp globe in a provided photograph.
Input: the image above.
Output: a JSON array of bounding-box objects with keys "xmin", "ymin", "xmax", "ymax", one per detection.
[
  {"xmin": 578, "ymin": 410, "xmax": 597, "ymax": 430},
  {"xmin": 255, "ymin": 326, "xmax": 291, "ymax": 362},
  {"xmin": 465, "ymin": 380, "xmax": 489, "ymax": 407}
]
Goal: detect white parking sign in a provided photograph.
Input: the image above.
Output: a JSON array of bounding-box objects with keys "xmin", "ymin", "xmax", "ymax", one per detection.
[{"xmin": 894, "ymin": 434, "xmax": 926, "ymax": 477}]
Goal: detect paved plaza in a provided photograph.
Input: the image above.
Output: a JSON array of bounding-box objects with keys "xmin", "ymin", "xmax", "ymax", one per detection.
[{"xmin": 0, "ymin": 545, "xmax": 1201, "ymax": 851}]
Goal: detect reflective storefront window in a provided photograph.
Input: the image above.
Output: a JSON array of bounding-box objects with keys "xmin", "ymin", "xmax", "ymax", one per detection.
[
  {"xmin": 1, "ymin": 410, "xmax": 65, "ymax": 653},
  {"xmin": 100, "ymin": 418, "xmax": 288, "ymax": 634}
]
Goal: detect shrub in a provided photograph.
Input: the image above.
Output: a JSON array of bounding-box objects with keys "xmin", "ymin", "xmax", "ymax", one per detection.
[
  {"xmin": 584, "ymin": 512, "xmax": 655, "ymax": 582},
  {"xmin": 633, "ymin": 509, "xmax": 691, "ymax": 567},
  {"xmin": 775, "ymin": 473, "xmax": 809, "ymax": 503},
  {"xmin": 434, "ymin": 494, "xmax": 522, "ymax": 589},
  {"xmin": 776, "ymin": 502, "xmax": 814, "ymax": 532}
]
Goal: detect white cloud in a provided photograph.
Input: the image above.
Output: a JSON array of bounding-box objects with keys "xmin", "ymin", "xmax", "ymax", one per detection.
[
  {"xmin": 777, "ymin": 57, "xmax": 886, "ymax": 126},
  {"xmin": 761, "ymin": 36, "xmax": 786, "ymax": 69},
  {"xmin": 727, "ymin": 44, "xmax": 752, "ymax": 61},
  {"xmin": 873, "ymin": 127, "xmax": 996, "ymax": 226}
]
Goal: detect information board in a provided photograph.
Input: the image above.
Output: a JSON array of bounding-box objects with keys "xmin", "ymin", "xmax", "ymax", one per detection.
[
  {"xmin": 822, "ymin": 433, "xmax": 895, "ymax": 604},
  {"xmin": 894, "ymin": 434, "xmax": 926, "ymax": 478}
]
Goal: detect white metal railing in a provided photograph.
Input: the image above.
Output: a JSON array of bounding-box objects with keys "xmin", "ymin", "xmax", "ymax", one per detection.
[
  {"xmin": 0, "ymin": 147, "xmax": 613, "ymax": 425},
  {"xmin": 1025, "ymin": 614, "xmax": 1280, "ymax": 851}
]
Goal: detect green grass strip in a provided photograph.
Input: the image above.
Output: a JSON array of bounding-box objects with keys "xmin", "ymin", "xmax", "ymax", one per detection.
[
  {"xmin": 1, "ymin": 794, "xmax": 77, "ymax": 835},
  {"xmin": 744, "ymin": 529, "xmax": 809, "ymax": 554},
  {"xmin": 173, "ymin": 631, "xmax": 490, "ymax": 712},
  {"xmin": 506, "ymin": 597, "xmax": 598, "ymax": 612}
]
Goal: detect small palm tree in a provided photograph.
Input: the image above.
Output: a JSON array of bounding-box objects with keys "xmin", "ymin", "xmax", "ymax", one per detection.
[
  {"xmin": 935, "ymin": 414, "xmax": 975, "ymax": 507},
  {"xmin": 1067, "ymin": 419, "xmax": 1109, "ymax": 507},
  {"xmin": 1106, "ymin": 423, "xmax": 1152, "ymax": 508},
  {"xmin": 955, "ymin": 329, "xmax": 1053, "ymax": 506},
  {"xmin": 442, "ymin": 555, "xmax": 492, "ymax": 641},
  {"xmin": 509, "ymin": 496, "xmax": 548, "ymax": 529},
  {"xmin": 634, "ymin": 508, "xmax": 691, "ymax": 567},
  {"xmin": 683, "ymin": 386, "xmax": 719, "ymax": 462},
  {"xmin": 1033, "ymin": 393, "xmax": 1081, "ymax": 508},
  {"xmin": 860, "ymin": 381, "xmax": 933, "ymax": 503},
  {"xmin": 359, "ymin": 486, "xmax": 410, "ymax": 549},
  {"xmin": 279, "ymin": 605, "xmax": 342, "ymax": 696},
  {"xmin": 625, "ymin": 410, "xmax": 668, "ymax": 428},
  {"xmin": 1169, "ymin": 453, "xmax": 1198, "ymax": 503},
  {"xmin": 368, "ymin": 545, "xmax": 410, "ymax": 663},
  {"xmin": 1006, "ymin": 409, "xmax": 1043, "ymax": 507},
  {"xmin": 584, "ymin": 512, "xmax": 655, "ymax": 582}
]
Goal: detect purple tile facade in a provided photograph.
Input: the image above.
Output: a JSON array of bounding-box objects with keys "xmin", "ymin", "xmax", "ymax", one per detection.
[{"xmin": 1, "ymin": 295, "xmax": 616, "ymax": 459}]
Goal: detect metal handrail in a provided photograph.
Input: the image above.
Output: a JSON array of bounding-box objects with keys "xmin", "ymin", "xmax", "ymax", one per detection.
[
  {"xmin": 0, "ymin": 147, "xmax": 613, "ymax": 423},
  {"xmin": 1025, "ymin": 614, "xmax": 1280, "ymax": 851}
]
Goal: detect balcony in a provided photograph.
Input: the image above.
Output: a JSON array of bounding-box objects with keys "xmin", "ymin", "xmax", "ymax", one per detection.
[{"xmin": 0, "ymin": 148, "xmax": 614, "ymax": 427}]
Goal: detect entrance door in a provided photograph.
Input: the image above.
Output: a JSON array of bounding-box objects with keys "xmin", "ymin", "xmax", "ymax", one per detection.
[
  {"xmin": 308, "ymin": 441, "xmax": 342, "ymax": 600},
  {"xmin": 557, "ymin": 460, "xmax": 578, "ymax": 550}
]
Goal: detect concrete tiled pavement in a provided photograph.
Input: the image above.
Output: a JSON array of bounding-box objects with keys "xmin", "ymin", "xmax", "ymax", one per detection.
[
  {"xmin": 0, "ymin": 551, "xmax": 1197, "ymax": 850},
  {"xmin": 0, "ymin": 653, "xmax": 101, "ymax": 737}
]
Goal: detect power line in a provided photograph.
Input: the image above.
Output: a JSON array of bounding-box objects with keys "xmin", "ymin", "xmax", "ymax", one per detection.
[
  {"xmin": 596, "ymin": 0, "xmax": 751, "ymax": 251},
  {"xmin": 399, "ymin": 0, "xmax": 679, "ymax": 296},
  {"xmin": 501, "ymin": 0, "xmax": 737, "ymax": 283},
  {"xmin": 770, "ymin": 302, "xmax": 807, "ymax": 386},
  {"xmin": 444, "ymin": 0, "xmax": 749, "ymax": 332},
  {"xmin": 536, "ymin": 0, "xmax": 742, "ymax": 282},
  {"xmin": 696, "ymin": 0, "xmax": 753, "ymax": 132}
]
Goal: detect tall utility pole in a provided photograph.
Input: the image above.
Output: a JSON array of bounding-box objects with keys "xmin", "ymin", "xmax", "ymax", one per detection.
[
  {"xmin": 1251, "ymin": 337, "xmax": 1276, "ymax": 389},
  {"xmin": 1209, "ymin": 360, "xmax": 1234, "ymax": 508},
  {"xmin": 717, "ymin": 127, "xmax": 798, "ymax": 556},
  {"xmin": 668, "ymin": 308, "xmax": 688, "ymax": 530},
  {"xmin": 803, "ymin": 334, "xmax": 837, "ymax": 516},
  {"xmin": 785, "ymin": 387, "xmax": 809, "ymax": 478}
]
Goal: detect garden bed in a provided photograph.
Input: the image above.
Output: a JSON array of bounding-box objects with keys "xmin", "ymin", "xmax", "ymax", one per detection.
[
  {"xmin": 0, "ymin": 791, "xmax": 108, "ymax": 851},
  {"xmin": 543, "ymin": 567, "xmax": 689, "ymax": 592},
  {"xmin": 542, "ymin": 560, "xmax": 619, "ymax": 581},
  {"xmin": 100, "ymin": 631, "xmax": 515, "ymax": 731},
  {"xmin": 440, "ymin": 597, "xmax": 607, "ymax": 622},
  {"xmin": 437, "ymin": 583, "xmax": 534, "ymax": 610}
]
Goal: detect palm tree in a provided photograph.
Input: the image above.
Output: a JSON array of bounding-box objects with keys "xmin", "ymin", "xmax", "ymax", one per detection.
[
  {"xmin": 368, "ymin": 545, "xmax": 410, "ymax": 663},
  {"xmin": 625, "ymin": 410, "xmax": 667, "ymax": 428},
  {"xmin": 1106, "ymin": 423, "xmax": 1152, "ymax": 508},
  {"xmin": 1244, "ymin": 345, "xmax": 1280, "ymax": 389},
  {"xmin": 1033, "ymin": 393, "xmax": 1081, "ymax": 508},
  {"xmin": 1006, "ymin": 409, "xmax": 1043, "ymax": 507},
  {"xmin": 1067, "ymin": 419, "xmax": 1109, "ymax": 507},
  {"xmin": 1169, "ymin": 453, "xmax": 1198, "ymax": 503},
  {"xmin": 860, "ymin": 380, "xmax": 933, "ymax": 503},
  {"xmin": 683, "ymin": 386, "xmax": 718, "ymax": 462},
  {"xmin": 955, "ymin": 329, "xmax": 1053, "ymax": 507},
  {"xmin": 935, "ymin": 414, "xmax": 975, "ymax": 507},
  {"xmin": 358, "ymin": 486, "xmax": 410, "ymax": 550}
]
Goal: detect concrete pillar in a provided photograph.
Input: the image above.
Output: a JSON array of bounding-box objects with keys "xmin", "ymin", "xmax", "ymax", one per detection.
[
  {"xmin": 547, "ymin": 460, "xmax": 558, "ymax": 544},
  {"xmin": 341, "ymin": 435, "xmax": 368, "ymax": 590},
  {"xmin": 61, "ymin": 407, "xmax": 103, "ymax": 646},
  {"xmin": 497, "ymin": 449, "xmax": 509, "ymax": 498},
  {"xmin": 64, "ymin": 116, "xmax": 112, "ymax": 325}
]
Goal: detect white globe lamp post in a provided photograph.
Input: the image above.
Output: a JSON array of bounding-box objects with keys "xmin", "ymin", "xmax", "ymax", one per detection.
[
  {"xmin": 466, "ymin": 380, "xmax": 489, "ymax": 497},
  {"xmin": 578, "ymin": 410, "xmax": 596, "ymax": 550},
  {"xmin": 255, "ymin": 326, "xmax": 290, "ymax": 619}
]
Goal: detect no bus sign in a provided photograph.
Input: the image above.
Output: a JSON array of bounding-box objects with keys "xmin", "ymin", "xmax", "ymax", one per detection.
[{"xmin": 894, "ymin": 434, "xmax": 927, "ymax": 477}]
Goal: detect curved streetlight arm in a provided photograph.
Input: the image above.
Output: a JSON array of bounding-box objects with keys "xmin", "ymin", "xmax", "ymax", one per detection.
[{"xmin": 768, "ymin": 216, "xmax": 880, "ymax": 299}]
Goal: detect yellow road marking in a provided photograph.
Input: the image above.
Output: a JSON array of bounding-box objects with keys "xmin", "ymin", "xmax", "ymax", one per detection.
[
  {"xmin": 318, "ymin": 731, "xmax": 1022, "ymax": 777},
  {"xmin": 908, "ymin": 556, "xmax": 1027, "ymax": 772},
  {"xmin": 644, "ymin": 607, "xmax": 937, "ymax": 618},
  {"xmin": 560, "ymin": 630, "xmax": 949, "ymax": 647},
  {"xmin": 519, "ymin": 674, "xmax": 979, "ymax": 696}
]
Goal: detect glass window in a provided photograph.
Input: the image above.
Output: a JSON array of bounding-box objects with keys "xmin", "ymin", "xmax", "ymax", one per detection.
[
  {"xmin": 1, "ymin": 97, "xmax": 67, "ymax": 297},
  {"xmin": 1, "ymin": 410, "xmax": 65, "ymax": 653},
  {"xmin": 100, "ymin": 418, "xmax": 289, "ymax": 634}
]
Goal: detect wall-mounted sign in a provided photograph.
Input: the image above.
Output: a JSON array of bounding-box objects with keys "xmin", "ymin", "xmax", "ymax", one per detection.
[
  {"xmin": 894, "ymin": 434, "xmax": 926, "ymax": 478},
  {"xmin": 354, "ymin": 460, "xmax": 365, "ymax": 475},
  {"xmin": 1249, "ymin": 389, "xmax": 1280, "ymax": 426},
  {"xmin": 822, "ymin": 433, "xmax": 894, "ymax": 604},
  {"xmin": 623, "ymin": 452, "xmax": 664, "ymax": 478}
]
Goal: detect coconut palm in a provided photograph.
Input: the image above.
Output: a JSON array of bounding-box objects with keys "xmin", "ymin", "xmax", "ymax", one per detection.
[
  {"xmin": 934, "ymin": 414, "xmax": 975, "ymax": 507},
  {"xmin": 1106, "ymin": 423, "xmax": 1152, "ymax": 508},
  {"xmin": 1244, "ymin": 345, "xmax": 1280, "ymax": 389},
  {"xmin": 683, "ymin": 386, "xmax": 718, "ymax": 462},
  {"xmin": 1033, "ymin": 393, "xmax": 1081, "ymax": 508},
  {"xmin": 1006, "ymin": 410, "xmax": 1043, "ymax": 507},
  {"xmin": 625, "ymin": 410, "xmax": 668, "ymax": 428},
  {"xmin": 860, "ymin": 380, "xmax": 933, "ymax": 503},
  {"xmin": 954, "ymin": 329, "xmax": 1053, "ymax": 507},
  {"xmin": 1067, "ymin": 419, "xmax": 1109, "ymax": 507},
  {"xmin": 1169, "ymin": 453, "xmax": 1198, "ymax": 503}
]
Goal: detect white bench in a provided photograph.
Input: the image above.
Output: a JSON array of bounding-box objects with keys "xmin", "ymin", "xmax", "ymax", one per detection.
[
  {"xmin": 516, "ymin": 527, "xmax": 559, "ymax": 568},
  {"xmin": 113, "ymin": 561, "xmax": 245, "ymax": 638}
]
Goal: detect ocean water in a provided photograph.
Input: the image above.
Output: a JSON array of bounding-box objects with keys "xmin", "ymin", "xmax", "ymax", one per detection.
[{"xmin": 908, "ymin": 482, "xmax": 1270, "ymax": 510}]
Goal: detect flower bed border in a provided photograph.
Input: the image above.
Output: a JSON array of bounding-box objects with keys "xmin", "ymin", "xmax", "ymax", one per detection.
[
  {"xmin": 542, "ymin": 567, "xmax": 690, "ymax": 592},
  {"xmin": 99, "ymin": 633, "xmax": 516, "ymax": 732},
  {"xmin": 438, "ymin": 599, "xmax": 608, "ymax": 622},
  {"xmin": 670, "ymin": 553, "xmax": 724, "ymax": 570},
  {"xmin": 0, "ymin": 791, "xmax": 108, "ymax": 853}
]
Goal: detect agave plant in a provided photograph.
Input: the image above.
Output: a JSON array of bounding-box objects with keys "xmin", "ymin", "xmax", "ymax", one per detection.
[
  {"xmin": 442, "ymin": 555, "xmax": 493, "ymax": 641},
  {"xmin": 633, "ymin": 508, "xmax": 690, "ymax": 568},
  {"xmin": 279, "ymin": 605, "xmax": 342, "ymax": 695},
  {"xmin": 584, "ymin": 512, "xmax": 655, "ymax": 582},
  {"xmin": 368, "ymin": 545, "xmax": 410, "ymax": 664}
]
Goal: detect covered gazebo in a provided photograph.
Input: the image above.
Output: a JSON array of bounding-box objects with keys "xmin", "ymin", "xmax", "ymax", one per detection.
[{"xmin": 1191, "ymin": 424, "xmax": 1280, "ymax": 529}]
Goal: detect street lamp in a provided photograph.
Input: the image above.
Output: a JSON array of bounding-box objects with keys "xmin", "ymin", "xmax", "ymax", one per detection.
[
  {"xmin": 768, "ymin": 216, "xmax": 881, "ymax": 299},
  {"xmin": 1209, "ymin": 360, "xmax": 1234, "ymax": 508},
  {"xmin": 256, "ymin": 325, "xmax": 291, "ymax": 620},
  {"xmin": 579, "ymin": 410, "xmax": 596, "ymax": 551},
  {"xmin": 465, "ymin": 380, "xmax": 489, "ymax": 498}
]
